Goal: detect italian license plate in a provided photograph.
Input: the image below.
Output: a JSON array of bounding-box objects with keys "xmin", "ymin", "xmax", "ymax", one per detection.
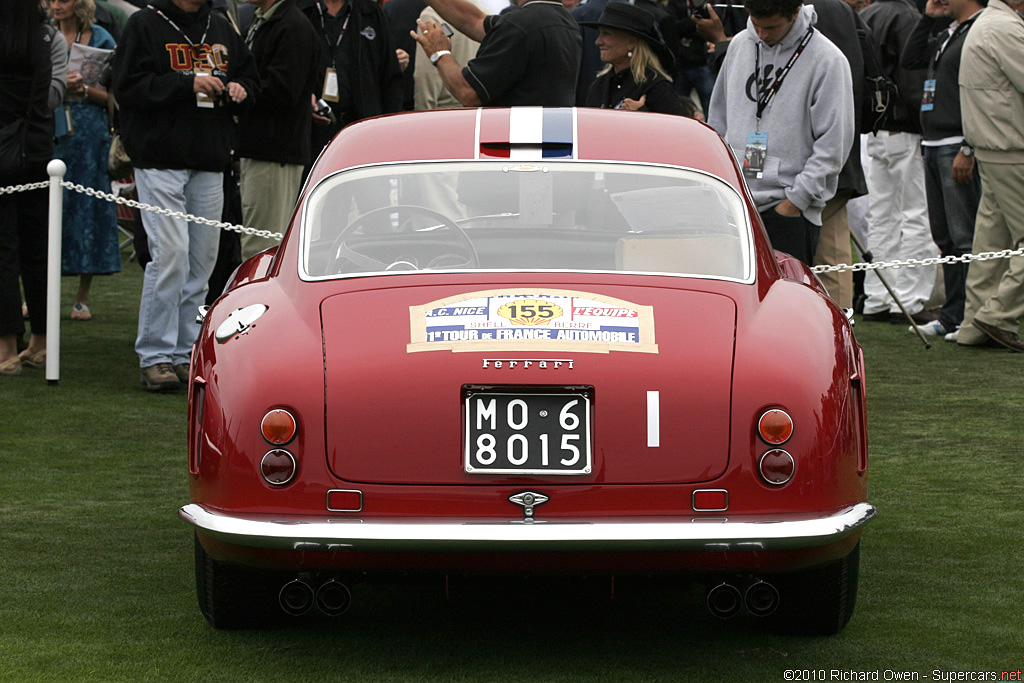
[{"xmin": 464, "ymin": 391, "xmax": 592, "ymax": 475}]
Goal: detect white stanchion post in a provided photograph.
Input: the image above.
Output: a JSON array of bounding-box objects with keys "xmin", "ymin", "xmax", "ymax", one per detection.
[{"xmin": 46, "ymin": 159, "xmax": 66, "ymax": 386}]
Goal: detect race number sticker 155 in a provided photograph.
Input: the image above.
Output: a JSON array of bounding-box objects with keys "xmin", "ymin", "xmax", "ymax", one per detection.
[{"xmin": 408, "ymin": 288, "xmax": 657, "ymax": 354}]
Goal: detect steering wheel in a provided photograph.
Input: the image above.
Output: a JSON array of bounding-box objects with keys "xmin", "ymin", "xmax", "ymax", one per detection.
[{"xmin": 327, "ymin": 205, "xmax": 479, "ymax": 274}]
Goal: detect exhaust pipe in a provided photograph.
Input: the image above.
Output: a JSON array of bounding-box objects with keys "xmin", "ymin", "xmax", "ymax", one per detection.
[
  {"xmin": 744, "ymin": 580, "xmax": 780, "ymax": 617},
  {"xmin": 279, "ymin": 579, "xmax": 315, "ymax": 616},
  {"xmin": 315, "ymin": 579, "xmax": 352, "ymax": 617},
  {"xmin": 706, "ymin": 582, "xmax": 743, "ymax": 619}
]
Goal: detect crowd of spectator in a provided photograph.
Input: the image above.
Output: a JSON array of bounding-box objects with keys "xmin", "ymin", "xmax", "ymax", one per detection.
[{"xmin": 1, "ymin": 0, "xmax": 1022, "ymax": 384}]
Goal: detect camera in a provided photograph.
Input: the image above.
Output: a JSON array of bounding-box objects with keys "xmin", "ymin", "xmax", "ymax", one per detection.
[
  {"xmin": 315, "ymin": 98, "xmax": 338, "ymax": 125},
  {"xmin": 315, "ymin": 98, "xmax": 337, "ymax": 124},
  {"xmin": 690, "ymin": 0, "xmax": 711, "ymax": 18},
  {"xmin": 215, "ymin": 88, "xmax": 233, "ymax": 107}
]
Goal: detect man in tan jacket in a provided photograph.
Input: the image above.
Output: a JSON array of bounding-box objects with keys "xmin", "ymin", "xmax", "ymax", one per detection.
[{"xmin": 954, "ymin": 0, "xmax": 1024, "ymax": 351}]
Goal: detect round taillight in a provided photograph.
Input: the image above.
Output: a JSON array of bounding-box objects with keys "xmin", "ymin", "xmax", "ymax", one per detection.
[
  {"xmin": 759, "ymin": 449, "xmax": 795, "ymax": 486},
  {"xmin": 261, "ymin": 409, "xmax": 297, "ymax": 445},
  {"xmin": 758, "ymin": 409, "xmax": 793, "ymax": 445},
  {"xmin": 261, "ymin": 449, "xmax": 297, "ymax": 486}
]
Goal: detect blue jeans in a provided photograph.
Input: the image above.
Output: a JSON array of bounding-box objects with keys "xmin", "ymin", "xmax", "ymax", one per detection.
[
  {"xmin": 134, "ymin": 168, "xmax": 223, "ymax": 368},
  {"xmin": 922, "ymin": 144, "xmax": 981, "ymax": 329}
]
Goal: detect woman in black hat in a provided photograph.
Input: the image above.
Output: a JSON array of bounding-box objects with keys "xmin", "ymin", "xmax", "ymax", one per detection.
[{"xmin": 581, "ymin": 3, "xmax": 686, "ymax": 115}]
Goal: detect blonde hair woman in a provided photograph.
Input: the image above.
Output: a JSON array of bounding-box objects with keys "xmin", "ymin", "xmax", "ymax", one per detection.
[
  {"xmin": 581, "ymin": 3, "xmax": 685, "ymax": 115},
  {"xmin": 50, "ymin": 0, "xmax": 121, "ymax": 322}
]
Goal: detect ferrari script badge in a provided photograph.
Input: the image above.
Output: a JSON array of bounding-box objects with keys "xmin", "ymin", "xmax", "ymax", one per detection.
[
  {"xmin": 482, "ymin": 358, "xmax": 574, "ymax": 369},
  {"xmin": 509, "ymin": 491, "xmax": 549, "ymax": 521}
]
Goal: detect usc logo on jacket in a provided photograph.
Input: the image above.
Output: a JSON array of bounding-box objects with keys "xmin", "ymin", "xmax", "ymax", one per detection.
[{"xmin": 164, "ymin": 42, "xmax": 229, "ymax": 73}]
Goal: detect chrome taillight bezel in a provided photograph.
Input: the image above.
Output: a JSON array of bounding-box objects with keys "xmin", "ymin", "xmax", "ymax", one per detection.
[
  {"xmin": 261, "ymin": 449, "xmax": 297, "ymax": 486},
  {"xmin": 758, "ymin": 449, "xmax": 795, "ymax": 486},
  {"xmin": 261, "ymin": 408, "xmax": 297, "ymax": 445},
  {"xmin": 757, "ymin": 409, "xmax": 794, "ymax": 445}
]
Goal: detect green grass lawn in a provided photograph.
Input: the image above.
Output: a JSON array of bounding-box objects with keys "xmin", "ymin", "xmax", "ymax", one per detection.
[{"xmin": 1, "ymin": 258, "xmax": 1022, "ymax": 682}]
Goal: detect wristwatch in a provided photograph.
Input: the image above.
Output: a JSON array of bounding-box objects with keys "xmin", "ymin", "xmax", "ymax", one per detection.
[
  {"xmin": 960, "ymin": 144, "xmax": 974, "ymax": 157},
  {"xmin": 429, "ymin": 50, "xmax": 451, "ymax": 66}
]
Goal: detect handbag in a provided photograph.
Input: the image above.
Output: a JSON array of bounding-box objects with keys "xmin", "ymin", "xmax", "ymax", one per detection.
[
  {"xmin": 108, "ymin": 128, "xmax": 132, "ymax": 180},
  {"xmin": 107, "ymin": 94, "xmax": 132, "ymax": 180}
]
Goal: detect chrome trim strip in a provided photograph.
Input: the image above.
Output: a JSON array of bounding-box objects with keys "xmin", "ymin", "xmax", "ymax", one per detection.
[{"xmin": 180, "ymin": 502, "xmax": 876, "ymax": 553}]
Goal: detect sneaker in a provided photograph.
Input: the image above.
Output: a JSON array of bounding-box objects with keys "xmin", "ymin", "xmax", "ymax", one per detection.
[
  {"xmin": 908, "ymin": 320, "xmax": 952, "ymax": 336},
  {"xmin": 141, "ymin": 363, "xmax": 180, "ymax": 393},
  {"xmin": 173, "ymin": 363, "xmax": 190, "ymax": 384},
  {"xmin": 71, "ymin": 302, "xmax": 92, "ymax": 321},
  {"xmin": 944, "ymin": 329, "xmax": 958, "ymax": 343}
]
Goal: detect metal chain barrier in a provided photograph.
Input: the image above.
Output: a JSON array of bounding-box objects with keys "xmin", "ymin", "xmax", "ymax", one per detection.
[
  {"xmin": 59, "ymin": 180, "xmax": 284, "ymax": 242},
  {"xmin": 58, "ymin": 179, "xmax": 284, "ymax": 242},
  {"xmin": 3, "ymin": 179, "xmax": 1021, "ymax": 269},
  {"xmin": 0, "ymin": 181, "xmax": 49, "ymax": 195},
  {"xmin": 811, "ymin": 248, "xmax": 1024, "ymax": 275}
]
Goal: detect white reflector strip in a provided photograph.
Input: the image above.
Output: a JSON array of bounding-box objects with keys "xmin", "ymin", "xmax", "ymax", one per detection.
[{"xmin": 647, "ymin": 391, "xmax": 660, "ymax": 447}]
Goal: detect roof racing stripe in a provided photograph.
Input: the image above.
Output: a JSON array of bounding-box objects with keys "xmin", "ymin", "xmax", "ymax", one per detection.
[{"xmin": 478, "ymin": 108, "xmax": 576, "ymax": 160}]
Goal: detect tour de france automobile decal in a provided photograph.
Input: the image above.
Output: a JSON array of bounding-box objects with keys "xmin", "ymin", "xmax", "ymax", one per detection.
[{"xmin": 407, "ymin": 289, "xmax": 657, "ymax": 354}]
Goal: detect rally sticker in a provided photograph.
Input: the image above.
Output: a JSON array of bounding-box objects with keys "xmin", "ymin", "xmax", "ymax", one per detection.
[{"xmin": 407, "ymin": 289, "xmax": 657, "ymax": 354}]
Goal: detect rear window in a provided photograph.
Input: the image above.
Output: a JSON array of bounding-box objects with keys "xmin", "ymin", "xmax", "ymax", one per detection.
[{"xmin": 300, "ymin": 161, "xmax": 753, "ymax": 282}]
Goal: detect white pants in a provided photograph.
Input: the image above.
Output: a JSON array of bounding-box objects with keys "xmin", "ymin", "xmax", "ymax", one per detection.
[{"xmin": 862, "ymin": 132, "xmax": 938, "ymax": 314}]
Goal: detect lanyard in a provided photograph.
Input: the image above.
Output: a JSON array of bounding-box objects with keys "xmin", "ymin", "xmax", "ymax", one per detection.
[
  {"xmin": 932, "ymin": 14, "xmax": 977, "ymax": 68},
  {"xmin": 755, "ymin": 26, "xmax": 814, "ymax": 121},
  {"xmin": 62, "ymin": 27, "xmax": 83, "ymax": 54},
  {"xmin": 149, "ymin": 5, "xmax": 212, "ymax": 53},
  {"xmin": 245, "ymin": 16, "xmax": 263, "ymax": 46},
  {"xmin": 316, "ymin": 1, "xmax": 351, "ymax": 50}
]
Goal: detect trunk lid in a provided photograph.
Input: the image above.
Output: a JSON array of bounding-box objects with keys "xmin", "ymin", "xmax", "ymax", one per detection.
[{"xmin": 323, "ymin": 280, "xmax": 736, "ymax": 485}]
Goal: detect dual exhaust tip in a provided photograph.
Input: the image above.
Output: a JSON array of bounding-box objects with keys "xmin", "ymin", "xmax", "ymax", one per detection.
[
  {"xmin": 280, "ymin": 577, "xmax": 775, "ymax": 619},
  {"xmin": 706, "ymin": 580, "xmax": 779, "ymax": 619},
  {"xmin": 279, "ymin": 578, "xmax": 351, "ymax": 617}
]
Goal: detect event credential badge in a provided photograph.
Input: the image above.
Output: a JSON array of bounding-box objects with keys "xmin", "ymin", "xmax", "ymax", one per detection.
[{"xmin": 744, "ymin": 131, "xmax": 768, "ymax": 179}]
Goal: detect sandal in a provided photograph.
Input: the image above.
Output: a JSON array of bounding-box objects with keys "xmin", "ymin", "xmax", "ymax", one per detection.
[
  {"xmin": 0, "ymin": 356, "xmax": 23, "ymax": 376},
  {"xmin": 19, "ymin": 348, "xmax": 46, "ymax": 369},
  {"xmin": 71, "ymin": 302, "xmax": 92, "ymax": 320}
]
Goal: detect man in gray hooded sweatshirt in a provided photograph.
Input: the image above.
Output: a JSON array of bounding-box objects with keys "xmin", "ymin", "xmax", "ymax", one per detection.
[{"xmin": 708, "ymin": 0, "xmax": 854, "ymax": 265}]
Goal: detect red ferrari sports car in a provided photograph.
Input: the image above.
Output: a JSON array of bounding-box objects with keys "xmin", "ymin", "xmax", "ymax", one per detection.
[{"xmin": 180, "ymin": 107, "xmax": 874, "ymax": 633}]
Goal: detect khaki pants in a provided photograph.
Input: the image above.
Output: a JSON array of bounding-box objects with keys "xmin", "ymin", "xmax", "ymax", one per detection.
[
  {"xmin": 239, "ymin": 158, "xmax": 304, "ymax": 260},
  {"xmin": 957, "ymin": 160, "xmax": 1024, "ymax": 345},
  {"xmin": 813, "ymin": 189, "xmax": 855, "ymax": 309}
]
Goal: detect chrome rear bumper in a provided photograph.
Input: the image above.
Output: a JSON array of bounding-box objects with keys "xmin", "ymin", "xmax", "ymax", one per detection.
[{"xmin": 180, "ymin": 503, "xmax": 876, "ymax": 553}]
